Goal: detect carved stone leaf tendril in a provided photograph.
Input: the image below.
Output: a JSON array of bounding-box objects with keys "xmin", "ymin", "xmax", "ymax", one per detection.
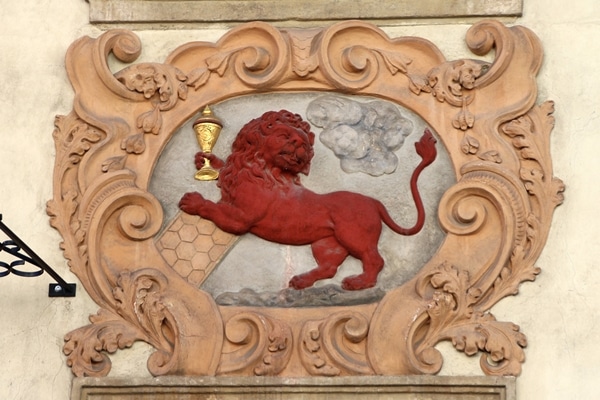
[
  {"xmin": 187, "ymin": 46, "xmax": 274, "ymax": 90},
  {"xmin": 479, "ymin": 245, "xmax": 541, "ymax": 312},
  {"xmin": 521, "ymin": 168, "xmax": 565, "ymax": 208},
  {"xmin": 187, "ymin": 67, "xmax": 211, "ymax": 90},
  {"xmin": 101, "ymin": 155, "xmax": 128, "ymax": 173},
  {"xmin": 47, "ymin": 189, "xmax": 88, "ymax": 272},
  {"xmin": 478, "ymin": 150, "xmax": 502, "ymax": 163},
  {"xmin": 461, "ymin": 134, "xmax": 480, "ymax": 155},
  {"xmin": 449, "ymin": 313, "xmax": 527, "ymax": 376},
  {"xmin": 63, "ymin": 308, "xmax": 143, "ymax": 377},
  {"xmin": 206, "ymin": 51, "xmax": 235, "ymax": 76},
  {"xmin": 426, "ymin": 60, "xmax": 489, "ymax": 131},
  {"xmin": 427, "ymin": 60, "xmax": 487, "ymax": 105},
  {"xmin": 117, "ymin": 64, "xmax": 187, "ymax": 107},
  {"xmin": 407, "ymin": 74, "xmax": 431, "ymax": 95},
  {"xmin": 375, "ymin": 49, "xmax": 412, "ymax": 75},
  {"xmin": 452, "ymin": 100, "xmax": 475, "ymax": 131},
  {"xmin": 428, "ymin": 263, "xmax": 481, "ymax": 320},
  {"xmin": 48, "ymin": 190, "xmax": 78, "ymax": 242},
  {"xmin": 501, "ymin": 101, "xmax": 565, "ymax": 280},
  {"xmin": 502, "ymin": 101, "xmax": 564, "ymax": 202},
  {"xmin": 137, "ymin": 106, "xmax": 162, "ymax": 135},
  {"xmin": 121, "ymin": 133, "xmax": 146, "ymax": 154},
  {"xmin": 65, "ymin": 124, "xmax": 104, "ymax": 165},
  {"xmin": 115, "ymin": 64, "xmax": 188, "ymax": 155}
]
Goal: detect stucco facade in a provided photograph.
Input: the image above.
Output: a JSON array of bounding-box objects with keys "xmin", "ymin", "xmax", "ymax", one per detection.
[{"xmin": 0, "ymin": 1, "xmax": 597, "ymax": 399}]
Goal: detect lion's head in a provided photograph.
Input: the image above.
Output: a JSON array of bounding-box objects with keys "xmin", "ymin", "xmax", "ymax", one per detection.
[{"xmin": 218, "ymin": 110, "xmax": 315, "ymax": 202}]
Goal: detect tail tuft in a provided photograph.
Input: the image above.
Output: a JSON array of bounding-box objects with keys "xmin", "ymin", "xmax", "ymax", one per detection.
[{"xmin": 415, "ymin": 128, "xmax": 437, "ymax": 166}]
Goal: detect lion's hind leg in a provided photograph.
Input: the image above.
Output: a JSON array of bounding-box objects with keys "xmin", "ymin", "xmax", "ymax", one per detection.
[
  {"xmin": 341, "ymin": 248, "xmax": 384, "ymax": 291},
  {"xmin": 289, "ymin": 237, "xmax": 348, "ymax": 290}
]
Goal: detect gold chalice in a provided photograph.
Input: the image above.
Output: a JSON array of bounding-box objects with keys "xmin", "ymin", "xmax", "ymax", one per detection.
[{"xmin": 193, "ymin": 105, "xmax": 223, "ymax": 181}]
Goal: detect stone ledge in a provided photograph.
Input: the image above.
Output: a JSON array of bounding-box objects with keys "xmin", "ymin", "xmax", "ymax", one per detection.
[
  {"xmin": 73, "ymin": 376, "xmax": 516, "ymax": 400},
  {"xmin": 89, "ymin": 0, "xmax": 523, "ymax": 26}
]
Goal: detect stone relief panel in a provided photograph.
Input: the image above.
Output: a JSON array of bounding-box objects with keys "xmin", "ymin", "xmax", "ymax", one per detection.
[
  {"xmin": 150, "ymin": 93, "xmax": 454, "ymax": 301},
  {"xmin": 48, "ymin": 20, "xmax": 563, "ymax": 379}
]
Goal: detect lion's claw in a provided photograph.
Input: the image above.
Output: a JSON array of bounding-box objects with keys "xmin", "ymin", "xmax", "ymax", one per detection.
[
  {"xmin": 289, "ymin": 274, "xmax": 316, "ymax": 290},
  {"xmin": 179, "ymin": 192, "xmax": 205, "ymax": 215},
  {"xmin": 341, "ymin": 274, "xmax": 377, "ymax": 291}
]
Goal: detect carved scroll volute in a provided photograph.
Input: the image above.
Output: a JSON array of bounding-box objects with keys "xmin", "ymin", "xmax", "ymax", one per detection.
[
  {"xmin": 299, "ymin": 311, "xmax": 373, "ymax": 376},
  {"xmin": 449, "ymin": 21, "xmax": 544, "ymax": 174},
  {"xmin": 218, "ymin": 312, "xmax": 292, "ymax": 376},
  {"xmin": 367, "ymin": 164, "xmax": 527, "ymax": 375},
  {"xmin": 59, "ymin": 168, "xmax": 223, "ymax": 377},
  {"xmin": 316, "ymin": 20, "xmax": 445, "ymax": 92}
]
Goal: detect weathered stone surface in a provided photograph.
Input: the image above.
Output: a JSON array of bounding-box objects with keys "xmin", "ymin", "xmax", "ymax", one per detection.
[
  {"xmin": 215, "ymin": 284, "xmax": 386, "ymax": 307},
  {"xmin": 72, "ymin": 376, "xmax": 516, "ymax": 400},
  {"xmin": 88, "ymin": 0, "xmax": 523, "ymax": 25}
]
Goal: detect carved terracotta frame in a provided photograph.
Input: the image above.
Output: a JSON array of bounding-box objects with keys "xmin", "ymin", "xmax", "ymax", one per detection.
[{"xmin": 49, "ymin": 20, "xmax": 564, "ymax": 378}]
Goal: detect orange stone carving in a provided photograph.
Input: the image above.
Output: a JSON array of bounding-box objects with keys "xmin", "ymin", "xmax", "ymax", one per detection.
[{"xmin": 48, "ymin": 20, "xmax": 564, "ymax": 378}]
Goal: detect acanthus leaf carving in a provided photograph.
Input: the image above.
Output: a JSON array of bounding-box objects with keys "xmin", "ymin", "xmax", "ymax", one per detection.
[
  {"xmin": 411, "ymin": 263, "xmax": 527, "ymax": 376},
  {"xmin": 503, "ymin": 101, "xmax": 565, "ymax": 209},
  {"xmin": 63, "ymin": 308, "xmax": 143, "ymax": 377},
  {"xmin": 114, "ymin": 270, "xmax": 178, "ymax": 372},
  {"xmin": 47, "ymin": 114, "xmax": 106, "ymax": 277}
]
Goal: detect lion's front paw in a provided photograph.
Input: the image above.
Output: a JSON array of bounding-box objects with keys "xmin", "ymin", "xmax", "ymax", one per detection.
[
  {"xmin": 178, "ymin": 192, "xmax": 206, "ymax": 215},
  {"xmin": 195, "ymin": 151, "xmax": 225, "ymax": 170},
  {"xmin": 289, "ymin": 274, "xmax": 316, "ymax": 290}
]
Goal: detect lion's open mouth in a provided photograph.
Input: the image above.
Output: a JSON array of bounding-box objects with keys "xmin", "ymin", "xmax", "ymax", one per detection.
[{"xmin": 280, "ymin": 146, "xmax": 309, "ymax": 166}]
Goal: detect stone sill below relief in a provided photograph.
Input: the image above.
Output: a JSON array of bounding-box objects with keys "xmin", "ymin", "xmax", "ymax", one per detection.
[
  {"xmin": 88, "ymin": 0, "xmax": 523, "ymax": 29},
  {"xmin": 73, "ymin": 375, "xmax": 517, "ymax": 400}
]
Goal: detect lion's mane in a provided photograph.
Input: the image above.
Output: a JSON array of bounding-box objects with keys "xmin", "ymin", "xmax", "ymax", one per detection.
[{"xmin": 218, "ymin": 110, "xmax": 315, "ymax": 203}]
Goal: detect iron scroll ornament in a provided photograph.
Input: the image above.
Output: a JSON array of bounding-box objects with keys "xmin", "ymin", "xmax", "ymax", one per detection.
[{"xmin": 0, "ymin": 215, "xmax": 76, "ymax": 296}]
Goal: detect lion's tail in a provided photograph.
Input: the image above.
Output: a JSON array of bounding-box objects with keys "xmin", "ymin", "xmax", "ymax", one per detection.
[{"xmin": 379, "ymin": 128, "xmax": 437, "ymax": 236}]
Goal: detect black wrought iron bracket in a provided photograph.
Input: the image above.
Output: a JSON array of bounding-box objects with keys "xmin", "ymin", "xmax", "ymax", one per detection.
[{"xmin": 0, "ymin": 214, "xmax": 76, "ymax": 297}]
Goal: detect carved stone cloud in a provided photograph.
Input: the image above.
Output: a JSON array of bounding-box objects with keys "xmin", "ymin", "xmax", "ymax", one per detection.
[{"xmin": 307, "ymin": 96, "xmax": 414, "ymax": 176}]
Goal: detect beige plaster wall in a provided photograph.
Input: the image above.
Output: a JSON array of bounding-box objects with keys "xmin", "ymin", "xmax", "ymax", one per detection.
[{"xmin": 0, "ymin": 0, "xmax": 597, "ymax": 399}]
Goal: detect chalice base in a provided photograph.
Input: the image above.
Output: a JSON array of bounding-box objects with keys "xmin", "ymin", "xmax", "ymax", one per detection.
[{"xmin": 195, "ymin": 166, "xmax": 219, "ymax": 181}]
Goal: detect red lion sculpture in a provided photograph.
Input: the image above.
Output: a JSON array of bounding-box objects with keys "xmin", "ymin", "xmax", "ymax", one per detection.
[{"xmin": 179, "ymin": 110, "xmax": 437, "ymax": 290}]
